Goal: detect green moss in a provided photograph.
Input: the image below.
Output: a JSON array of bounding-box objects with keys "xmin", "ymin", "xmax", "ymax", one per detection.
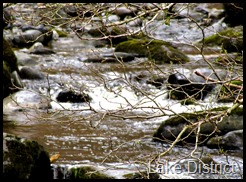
[
  {"xmin": 3, "ymin": 61, "xmax": 13, "ymax": 98},
  {"xmin": 203, "ymin": 26, "xmax": 243, "ymax": 53},
  {"xmin": 55, "ymin": 29, "xmax": 68, "ymax": 37},
  {"xmin": 69, "ymin": 166, "xmax": 114, "ymax": 179},
  {"xmin": 3, "ymin": 61, "xmax": 11, "ymax": 81},
  {"xmin": 153, "ymin": 106, "xmax": 243, "ymax": 144},
  {"xmin": 3, "ymin": 38, "xmax": 19, "ymax": 73},
  {"xmin": 214, "ymin": 54, "xmax": 243, "ymax": 66},
  {"xmin": 3, "ymin": 134, "xmax": 52, "ymax": 180},
  {"xmin": 5, "ymin": 140, "xmax": 35, "ymax": 179},
  {"xmin": 115, "ymin": 39, "xmax": 189, "ymax": 64}
]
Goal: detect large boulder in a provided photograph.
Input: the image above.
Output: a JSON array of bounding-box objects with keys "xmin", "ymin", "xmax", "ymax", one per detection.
[
  {"xmin": 3, "ymin": 133, "xmax": 52, "ymax": 180},
  {"xmin": 3, "ymin": 61, "xmax": 13, "ymax": 99},
  {"xmin": 223, "ymin": 3, "xmax": 243, "ymax": 27},
  {"xmin": 3, "ymin": 37, "xmax": 23, "ymax": 99},
  {"xmin": 3, "ymin": 37, "xmax": 19, "ymax": 73},
  {"xmin": 153, "ymin": 106, "xmax": 243, "ymax": 149},
  {"xmin": 3, "ymin": 90, "xmax": 51, "ymax": 113},
  {"xmin": 115, "ymin": 39, "xmax": 190, "ymax": 64}
]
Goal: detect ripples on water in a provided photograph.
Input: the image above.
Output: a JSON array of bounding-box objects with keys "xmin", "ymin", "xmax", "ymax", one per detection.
[{"xmin": 3, "ymin": 3, "xmax": 243, "ymax": 179}]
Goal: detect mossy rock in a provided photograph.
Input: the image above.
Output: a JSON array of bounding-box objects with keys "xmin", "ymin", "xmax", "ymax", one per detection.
[
  {"xmin": 68, "ymin": 166, "xmax": 114, "ymax": 179},
  {"xmin": 223, "ymin": 3, "xmax": 243, "ymax": 27},
  {"xmin": 115, "ymin": 39, "xmax": 190, "ymax": 64},
  {"xmin": 203, "ymin": 26, "xmax": 243, "ymax": 53},
  {"xmin": 3, "ymin": 133, "xmax": 52, "ymax": 180},
  {"xmin": 3, "ymin": 37, "xmax": 19, "ymax": 73},
  {"xmin": 153, "ymin": 106, "xmax": 243, "ymax": 145},
  {"xmin": 3, "ymin": 61, "xmax": 13, "ymax": 99},
  {"xmin": 55, "ymin": 29, "xmax": 68, "ymax": 37}
]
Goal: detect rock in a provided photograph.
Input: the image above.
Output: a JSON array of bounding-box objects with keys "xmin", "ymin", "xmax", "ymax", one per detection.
[
  {"xmin": 3, "ymin": 8, "xmax": 15, "ymax": 29},
  {"xmin": 3, "ymin": 37, "xmax": 23, "ymax": 99},
  {"xmin": 114, "ymin": 6, "xmax": 138, "ymax": 20},
  {"xmin": 3, "ymin": 90, "xmax": 51, "ymax": 113},
  {"xmin": 19, "ymin": 66, "xmax": 45, "ymax": 80},
  {"xmin": 12, "ymin": 29, "xmax": 43, "ymax": 47},
  {"xmin": 3, "ymin": 61, "xmax": 13, "ymax": 99},
  {"xmin": 87, "ymin": 26, "xmax": 129, "ymax": 45},
  {"xmin": 166, "ymin": 67, "xmax": 228, "ymax": 100},
  {"xmin": 167, "ymin": 70, "xmax": 215, "ymax": 100},
  {"xmin": 3, "ymin": 37, "xmax": 19, "ymax": 73},
  {"xmin": 153, "ymin": 106, "xmax": 243, "ymax": 147},
  {"xmin": 56, "ymin": 90, "xmax": 92, "ymax": 103},
  {"xmin": 14, "ymin": 51, "xmax": 39, "ymax": 66},
  {"xmin": 203, "ymin": 26, "xmax": 243, "ymax": 53},
  {"xmin": 12, "ymin": 25, "xmax": 53, "ymax": 47},
  {"xmin": 115, "ymin": 39, "xmax": 190, "ymax": 64},
  {"xmin": 67, "ymin": 166, "xmax": 115, "ymax": 179},
  {"xmin": 11, "ymin": 71, "xmax": 24, "ymax": 88},
  {"xmin": 223, "ymin": 3, "xmax": 243, "ymax": 27},
  {"xmin": 62, "ymin": 5, "xmax": 93, "ymax": 18},
  {"xmin": 123, "ymin": 171, "xmax": 160, "ymax": 179},
  {"xmin": 84, "ymin": 52, "xmax": 138, "ymax": 63},
  {"xmin": 207, "ymin": 129, "xmax": 243, "ymax": 150},
  {"xmin": 29, "ymin": 42, "xmax": 55, "ymax": 55},
  {"xmin": 3, "ymin": 132, "xmax": 52, "ymax": 180}
]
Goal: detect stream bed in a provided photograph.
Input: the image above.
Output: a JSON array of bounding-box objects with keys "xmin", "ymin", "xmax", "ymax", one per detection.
[{"xmin": 3, "ymin": 3, "xmax": 243, "ymax": 179}]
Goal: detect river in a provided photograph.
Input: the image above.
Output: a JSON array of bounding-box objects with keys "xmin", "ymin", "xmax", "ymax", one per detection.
[{"xmin": 3, "ymin": 3, "xmax": 243, "ymax": 179}]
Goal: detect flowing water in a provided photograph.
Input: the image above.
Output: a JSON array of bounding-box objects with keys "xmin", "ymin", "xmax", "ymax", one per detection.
[{"xmin": 3, "ymin": 3, "xmax": 243, "ymax": 179}]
